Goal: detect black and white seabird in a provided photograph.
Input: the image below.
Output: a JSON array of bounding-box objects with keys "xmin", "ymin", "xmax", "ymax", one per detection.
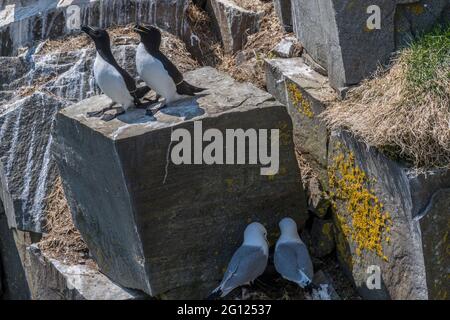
[
  {"xmin": 81, "ymin": 26, "xmax": 151, "ymax": 121},
  {"xmin": 133, "ymin": 25, "xmax": 206, "ymax": 115}
]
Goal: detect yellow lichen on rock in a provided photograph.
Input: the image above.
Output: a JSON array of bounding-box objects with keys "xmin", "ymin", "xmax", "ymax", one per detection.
[
  {"xmin": 322, "ymin": 222, "xmax": 333, "ymax": 241},
  {"xmin": 287, "ymin": 82, "xmax": 314, "ymax": 119},
  {"xmin": 225, "ymin": 178, "xmax": 235, "ymax": 192},
  {"xmin": 408, "ymin": 3, "xmax": 425, "ymax": 15},
  {"xmin": 334, "ymin": 219, "xmax": 353, "ymax": 268},
  {"xmin": 277, "ymin": 121, "xmax": 291, "ymax": 146},
  {"xmin": 329, "ymin": 149, "xmax": 391, "ymax": 261}
]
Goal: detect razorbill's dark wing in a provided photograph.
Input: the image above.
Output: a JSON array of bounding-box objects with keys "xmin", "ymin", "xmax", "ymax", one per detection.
[
  {"xmin": 152, "ymin": 51, "xmax": 206, "ymax": 96},
  {"xmin": 112, "ymin": 62, "xmax": 151, "ymax": 101}
]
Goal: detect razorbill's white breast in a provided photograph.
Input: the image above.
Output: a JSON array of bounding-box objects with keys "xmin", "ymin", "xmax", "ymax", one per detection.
[{"xmin": 133, "ymin": 25, "xmax": 206, "ymax": 114}]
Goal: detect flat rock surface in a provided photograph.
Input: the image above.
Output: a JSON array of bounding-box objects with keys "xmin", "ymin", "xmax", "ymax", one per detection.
[
  {"xmin": 60, "ymin": 67, "xmax": 278, "ymax": 140},
  {"xmin": 27, "ymin": 245, "xmax": 146, "ymax": 300}
]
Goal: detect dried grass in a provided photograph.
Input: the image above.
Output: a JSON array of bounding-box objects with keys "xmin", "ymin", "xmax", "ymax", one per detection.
[
  {"xmin": 39, "ymin": 25, "xmax": 143, "ymax": 54},
  {"xmin": 322, "ymin": 25, "xmax": 450, "ymax": 169},
  {"xmin": 217, "ymin": 1, "xmax": 286, "ymax": 88},
  {"xmin": 295, "ymin": 151, "xmax": 317, "ymax": 191},
  {"xmin": 159, "ymin": 30, "xmax": 200, "ymax": 73},
  {"xmin": 16, "ymin": 74, "xmax": 56, "ymax": 97},
  {"xmin": 39, "ymin": 33, "xmax": 93, "ymax": 55},
  {"xmin": 186, "ymin": 2, "xmax": 224, "ymax": 66},
  {"xmin": 187, "ymin": 1, "xmax": 285, "ymax": 88},
  {"xmin": 233, "ymin": 0, "xmax": 267, "ymax": 12},
  {"xmin": 39, "ymin": 176, "xmax": 96, "ymax": 268}
]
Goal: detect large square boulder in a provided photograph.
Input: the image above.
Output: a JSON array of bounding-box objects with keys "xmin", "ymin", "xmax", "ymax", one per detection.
[{"xmin": 53, "ymin": 67, "xmax": 307, "ymax": 298}]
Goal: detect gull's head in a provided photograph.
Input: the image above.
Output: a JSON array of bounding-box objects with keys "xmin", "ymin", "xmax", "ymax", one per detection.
[
  {"xmin": 244, "ymin": 222, "xmax": 267, "ymax": 243},
  {"xmin": 279, "ymin": 217, "xmax": 299, "ymax": 238}
]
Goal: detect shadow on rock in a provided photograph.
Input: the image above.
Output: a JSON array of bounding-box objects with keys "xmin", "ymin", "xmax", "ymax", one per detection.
[
  {"xmin": 158, "ymin": 95, "xmax": 207, "ymax": 120},
  {"xmin": 115, "ymin": 95, "xmax": 206, "ymax": 124}
]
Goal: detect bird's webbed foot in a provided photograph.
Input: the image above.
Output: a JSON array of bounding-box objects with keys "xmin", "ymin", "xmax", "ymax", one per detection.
[
  {"xmin": 86, "ymin": 102, "xmax": 116, "ymax": 118},
  {"xmin": 145, "ymin": 102, "xmax": 166, "ymax": 116},
  {"xmin": 141, "ymin": 94, "xmax": 162, "ymax": 106},
  {"xmin": 101, "ymin": 107, "xmax": 126, "ymax": 121}
]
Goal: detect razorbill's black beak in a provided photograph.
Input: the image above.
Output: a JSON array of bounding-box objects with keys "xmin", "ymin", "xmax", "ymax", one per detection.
[
  {"xmin": 133, "ymin": 25, "xmax": 145, "ymax": 34},
  {"xmin": 81, "ymin": 25, "xmax": 94, "ymax": 36}
]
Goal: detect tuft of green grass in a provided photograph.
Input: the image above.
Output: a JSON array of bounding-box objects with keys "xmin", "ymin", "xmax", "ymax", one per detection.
[
  {"xmin": 403, "ymin": 24, "xmax": 450, "ymax": 95},
  {"xmin": 322, "ymin": 23, "xmax": 450, "ymax": 169}
]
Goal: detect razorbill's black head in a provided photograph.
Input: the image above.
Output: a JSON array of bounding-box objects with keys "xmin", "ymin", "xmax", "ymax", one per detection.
[
  {"xmin": 133, "ymin": 24, "xmax": 161, "ymax": 51},
  {"xmin": 81, "ymin": 26, "xmax": 111, "ymax": 52}
]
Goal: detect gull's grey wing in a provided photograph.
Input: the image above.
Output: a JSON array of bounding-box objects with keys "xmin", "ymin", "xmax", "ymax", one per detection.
[
  {"xmin": 274, "ymin": 242, "xmax": 314, "ymax": 286},
  {"xmin": 219, "ymin": 245, "xmax": 268, "ymax": 296}
]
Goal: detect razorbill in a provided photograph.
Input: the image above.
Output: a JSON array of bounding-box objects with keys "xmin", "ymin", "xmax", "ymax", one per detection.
[
  {"xmin": 208, "ymin": 222, "xmax": 269, "ymax": 299},
  {"xmin": 133, "ymin": 25, "xmax": 206, "ymax": 115},
  {"xmin": 81, "ymin": 26, "xmax": 151, "ymax": 120}
]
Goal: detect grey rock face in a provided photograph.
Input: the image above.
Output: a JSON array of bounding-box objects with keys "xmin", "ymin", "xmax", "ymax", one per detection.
[
  {"xmin": 307, "ymin": 218, "xmax": 335, "ymax": 258},
  {"xmin": 273, "ymin": 36, "xmax": 302, "ymax": 58},
  {"xmin": 0, "ymin": 203, "xmax": 31, "ymax": 300},
  {"xmin": 207, "ymin": 0, "xmax": 263, "ymax": 53},
  {"xmin": 54, "ymin": 67, "xmax": 308, "ymax": 298},
  {"xmin": 0, "ymin": 203, "xmax": 4, "ymax": 298},
  {"xmin": 395, "ymin": 1, "xmax": 450, "ymax": 48},
  {"xmin": 273, "ymin": 0, "xmax": 293, "ymax": 32},
  {"xmin": 0, "ymin": 44, "xmax": 138, "ymax": 233},
  {"xmin": 0, "ymin": 56, "xmax": 29, "ymax": 89},
  {"xmin": 304, "ymin": 176, "xmax": 331, "ymax": 218},
  {"xmin": 329, "ymin": 130, "xmax": 450, "ymax": 300},
  {"xmin": 416, "ymin": 188, "xmax": 450, "ymax": 300},
  {"xmin": 291, "ymin": 0, "xmax": 329, "ymax": 69},
  {"xmin": 0, "ymin": 93, "xmax": 67, "ymax": 232},
  {"xmin": 265, "ymin": 57, "xmax": 335, "ymax": 188},
  {"xmin": 312, "ymin": 270, "xmax": 341, "ymax": 300},
  {"xmin": 27, "ymin": 245, "xmax": 147, "ymax": 300},
  {"xmin": 291, "ymin": 0, "xmax": 449, "ymax": 89},
  {"xmin": 0, "ymin": 251, "xmax": 2, "ymax": 297},
  {"xmin": 0, "ymin": 0, "xmax": 190, "ymax": 56}
]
